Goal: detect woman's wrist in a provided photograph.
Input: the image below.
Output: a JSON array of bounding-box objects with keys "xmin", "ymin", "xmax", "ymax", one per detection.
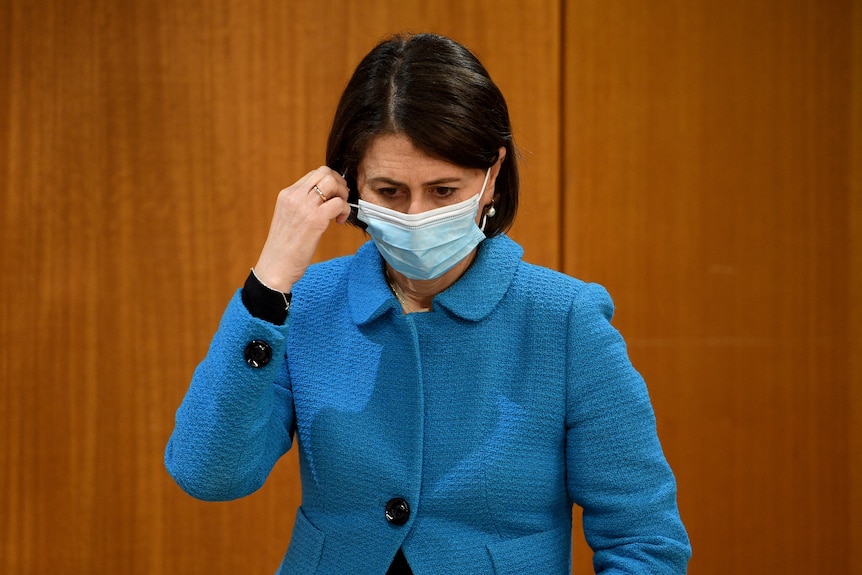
[{"xmin": 241, "ymin": 268, "xmax": 292, "ymax": 325}]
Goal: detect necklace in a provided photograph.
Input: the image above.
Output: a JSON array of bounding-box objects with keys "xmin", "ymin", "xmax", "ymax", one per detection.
[{"xmin": 385, "ymin": 268, "xmax": 429, "ymax": 312}]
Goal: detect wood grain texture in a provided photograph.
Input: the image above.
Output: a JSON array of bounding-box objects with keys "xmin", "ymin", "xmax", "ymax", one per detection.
[
  {"xmin": 3, "ymin": 0, "xmax": 859, "ymax": 573},
  {"xmin": 850, "ymin": 2, "xmax": 862, "ymax": 572},
  {"xmin": 564, "ymin": 1, "xmax": 859, "ymax": 573}
]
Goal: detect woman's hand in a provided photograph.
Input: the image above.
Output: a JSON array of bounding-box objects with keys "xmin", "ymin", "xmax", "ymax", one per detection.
[{"xmin": 252, "ymin": 167, "xmax": 351, "ymax": 293}]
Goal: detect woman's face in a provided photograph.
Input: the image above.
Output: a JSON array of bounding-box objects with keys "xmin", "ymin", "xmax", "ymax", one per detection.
[{"xmin": 356, "ymin": 133, "xmax": 502, "ymax": 219}]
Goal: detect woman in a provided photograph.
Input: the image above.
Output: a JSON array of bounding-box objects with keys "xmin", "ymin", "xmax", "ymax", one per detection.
[{"xmin": 166, "ymin": 33, "xmax": 691, "ymax": 574}]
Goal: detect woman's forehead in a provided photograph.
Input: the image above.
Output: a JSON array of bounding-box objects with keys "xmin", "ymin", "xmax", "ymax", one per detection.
[{"xmin": 358, "ymin": 134, "xmax": 474, "ymax": 180}]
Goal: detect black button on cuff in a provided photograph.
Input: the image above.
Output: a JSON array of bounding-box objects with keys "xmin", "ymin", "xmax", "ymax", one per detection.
[
  {"xmin": 385, "ymin": 498, "xmax": 410, "ymax": 526},
  {"xmin": 244, "ymin": 340, "xmax": 273, "ymax": 368}
]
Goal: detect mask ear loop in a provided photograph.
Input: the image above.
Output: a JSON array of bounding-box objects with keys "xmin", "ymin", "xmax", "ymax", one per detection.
[
  {"xmin": 478, "ymin": 167, "xmax": 495, "ymax": 231},
  {"xmin": 341, "ymin": 170, "xmax": 361, "ymax": 212},
  {"xmin": 480, "ymin": 199, "xmax": 496, "ymax": 231}
]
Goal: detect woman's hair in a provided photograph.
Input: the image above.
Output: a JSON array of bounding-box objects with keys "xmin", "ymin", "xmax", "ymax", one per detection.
[{"xmin": 326, "ymin": 33, "xmax": 519, "ymax": 237}]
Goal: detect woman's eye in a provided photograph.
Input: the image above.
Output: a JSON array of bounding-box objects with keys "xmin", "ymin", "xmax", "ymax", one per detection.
[
  {"xmin": 377, "ymin": 187, "xmax": 399, "ymax": 197},
  {"xmin": 432, "ymin": 187, "xmax": 457, "ymax": 197}
]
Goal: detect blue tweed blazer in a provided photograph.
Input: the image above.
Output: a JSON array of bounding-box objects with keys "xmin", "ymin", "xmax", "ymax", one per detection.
[{"xmin": 166, "ymin": 234, "xmax": 691, "ymax": 574}]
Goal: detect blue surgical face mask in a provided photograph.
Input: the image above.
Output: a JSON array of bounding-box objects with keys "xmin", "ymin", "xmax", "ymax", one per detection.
[{"xmin": 352, "ymin": 168, "xmax": 492, "ymax": 280}]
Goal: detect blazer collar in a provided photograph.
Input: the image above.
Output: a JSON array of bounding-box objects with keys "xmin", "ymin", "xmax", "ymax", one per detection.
[{"xmin": 348, "ymin": 235, "xmax": 524, "ymax": 325}]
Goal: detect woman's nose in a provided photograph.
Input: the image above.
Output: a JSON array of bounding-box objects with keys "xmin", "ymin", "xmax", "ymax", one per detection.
[{"xmin": 405, "ymin": 194, "xmax": 432, "ymax": 214}]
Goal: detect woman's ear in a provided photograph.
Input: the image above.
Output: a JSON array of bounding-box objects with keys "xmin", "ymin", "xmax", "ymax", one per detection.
[
  {"xmin": 483, "ymin": 146, "xmax": 507, "ymax": 205},
  {"xmin": 492, "ymin": 146, "xmax": 507, "ymax": 181}
]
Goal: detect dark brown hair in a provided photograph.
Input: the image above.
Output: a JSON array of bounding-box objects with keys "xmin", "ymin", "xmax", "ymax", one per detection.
[{"xmin": 325, "ymin": 33, "xmax": 519, "ymax": 237}]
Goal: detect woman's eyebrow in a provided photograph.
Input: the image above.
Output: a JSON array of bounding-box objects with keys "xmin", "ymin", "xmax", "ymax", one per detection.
[{"xmin": 365, "ymin": 176, "xmax": 464, "ymax": 187}]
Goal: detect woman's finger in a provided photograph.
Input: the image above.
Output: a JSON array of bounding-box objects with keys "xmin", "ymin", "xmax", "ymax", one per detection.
[{"xmin": 309, "ymin": 172, "xmax": 348, "ymax": 201}]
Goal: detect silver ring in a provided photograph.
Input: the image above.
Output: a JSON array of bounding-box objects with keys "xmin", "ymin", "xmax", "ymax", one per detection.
[{"xmin": 312, "ymin": 184, "xmax": 327, "ymax": 202}]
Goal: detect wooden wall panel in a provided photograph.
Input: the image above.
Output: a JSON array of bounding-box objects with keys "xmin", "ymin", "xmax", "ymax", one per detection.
[
  {"xmin": 4, "ymin": 0, "xmax": 859, "ymax": 572},
  {"xmin": 564, "ymin": 1, "xmax": 859, "ymax": 573},
  {"xmin": 850, "ymin": 3, "xmax": 862, "ymax": 573},
  {"xmin": 0, "ymin": 1, "xmax": 560, "ymax": 573}
]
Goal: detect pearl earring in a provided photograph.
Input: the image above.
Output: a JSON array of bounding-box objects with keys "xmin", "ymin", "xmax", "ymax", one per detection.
[{"xmin": 480, "ymin": 201, "xmax": 496, "ymax": 232}]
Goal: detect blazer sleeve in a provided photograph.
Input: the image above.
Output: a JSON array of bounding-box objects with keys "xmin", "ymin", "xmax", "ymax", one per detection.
[
  {"xmin": 164, "ymin": 289, "xmax": 295, "ymax": 501},
  {"xmin": 565, "ymin": 283, "xmax": 691, "ymax": 573}
]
